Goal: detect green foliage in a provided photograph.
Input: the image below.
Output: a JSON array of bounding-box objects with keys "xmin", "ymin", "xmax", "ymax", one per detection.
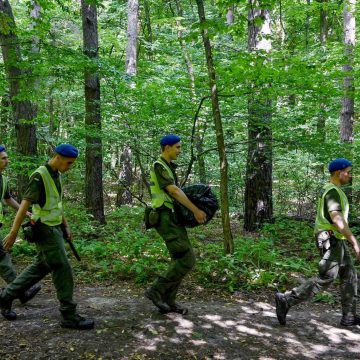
[
  {"xmin": 23, "ymin": 206, "xmax": 315, "ymax": 293},
  {"xmin": 312, "ymin": 292, "xmax": 337, "ymax": 305}
]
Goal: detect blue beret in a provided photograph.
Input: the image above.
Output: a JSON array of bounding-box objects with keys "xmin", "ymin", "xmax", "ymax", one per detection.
[
  {"xmin": 160, "ymin": 134, "xmax": 181, "ymax": 146},
  {"xmin": 55, "ymin": 144, "xmax": 79, "ymax": 158},
  {"xmin": 0, "ymin": 146, "xmax": 5, "ymax": 153},
  {"xmin": 328, "ymin": 158, "xmax": 352, "ymax": 173}
]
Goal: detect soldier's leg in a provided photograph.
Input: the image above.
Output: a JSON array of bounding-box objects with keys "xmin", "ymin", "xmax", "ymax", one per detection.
[
  {"xmin": 37, "ymin": 225, "xmax": 76, "ymax": 318},
  {"xmin": 338, "ymin": 242, "xmax": 357, "ymax": 316},
  {"xmin": 1, "ymin": 254, "xmax": 50, "ymax": 302},
  {"xmin": 285, "ymin": 240, "xmax": 342, "ymax": 306},
  {"xmin": 0, "ymin": 246, "xmax": 17, "ymax": 284},
  {"xmin": 152, "ymin": 211, "xmax": 195, "ymax": 300},
  {"xmin": 164, "ymin": 235, "xmax": 195, "ymax": 306},
  {"xmin": 0, "ymin": 227, "xmax": 17, "ymax": 283}
]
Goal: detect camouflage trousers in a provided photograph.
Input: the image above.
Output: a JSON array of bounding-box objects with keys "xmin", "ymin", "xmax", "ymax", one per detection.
[
  {"xmin": 1, "ymin": 223, "xmax": 77, "ymax": 319},
  {"xmin": 0, "ymin": 225, "xmax": 17, "ymax": 284},
  {"xmin": 285, "ymin": 238, "xmax": 357, "ymax": 315},
  {"xmin": 151, "ymin": 208, "xmax": 195, "ymax": 305}
]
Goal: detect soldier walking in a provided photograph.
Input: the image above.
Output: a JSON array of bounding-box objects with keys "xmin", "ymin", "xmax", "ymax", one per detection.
[
  {"xmin": 275, "ymin": 158, "xmax": 360, "ymax": 326},
  {"xmin": 0, "ymin": 144, "xmax": 94, "ymax": 329},
  {"xmin": 145, "ymin": 134, "xmax": 207, "ymax": 314},
  {"xmin": 0, "ymin": 146, "xmax": 41, "ymax": 318}
]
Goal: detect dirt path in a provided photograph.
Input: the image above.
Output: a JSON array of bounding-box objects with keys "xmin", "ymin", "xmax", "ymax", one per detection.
[{"xmin": 0, "ymin": 281, "xmax": 360, "ymax": 360}]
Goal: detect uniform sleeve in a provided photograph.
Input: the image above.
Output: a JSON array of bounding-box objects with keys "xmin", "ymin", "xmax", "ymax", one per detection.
[
  {"xmin": 154, "ymin": 163, "xmax": 175, "ymax": 190},
  {"xmin": 3, "ymin": 179, "xmax": 10, "ymax": 200},
  {"xmin": 22, "ymin": 173, "xmax": 42, "ymax": 204},
  {"xmin": 324, "ymin": 188, "xmax": 342, "ymax": 213}
]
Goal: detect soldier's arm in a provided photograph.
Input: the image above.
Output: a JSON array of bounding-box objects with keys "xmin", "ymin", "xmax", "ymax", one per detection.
[
  {"xmin": 62, "ymin": 215, "xmax": 72, "ymax": 240},
  {"xmin": 165, "ymin": 184, "xmax": 207, "ymax": 224},
  {"xmin": 330, "ymin": 211, "xmax": 360, "ymax": 259},
  {"xmin": 5, "ymin": 196, "xmax": 21, "ymax": 211},
  {"xmin": 3, "ymin": 199, "xmax": 31, "ymax": 251},
  {"xmin": 4, "ymin": 197, "xmax": 32, "ymax": 217}
]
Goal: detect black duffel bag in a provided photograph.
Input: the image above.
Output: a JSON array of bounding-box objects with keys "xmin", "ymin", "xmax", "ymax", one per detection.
[{"xmin": 174, "ymin": 184, "xmax": 219, "ymax": 228}]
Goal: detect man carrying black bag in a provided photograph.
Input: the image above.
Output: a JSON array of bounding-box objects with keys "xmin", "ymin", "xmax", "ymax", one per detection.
[{"xmin": 145, "ymin": 135, "xmax": 207, "ymax": 315}]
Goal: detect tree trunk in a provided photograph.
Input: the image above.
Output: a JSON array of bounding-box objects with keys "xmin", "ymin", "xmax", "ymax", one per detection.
[
  {"xmin": 0, "ymin": 0, "xmax": 37, "ymax": 196},
  {"xmin": 340, "ymin": 0, "xmax": 355, "ymax": 146},
  {"xmin": 117, "ymin": 0, "xmax": 140, "ymax": 206},
  {"xmin": 81, "ymin": 0, "xmax": 105, "ymax": 224},
  {"xmin": 125, "ymin": 0, "xmax": 139, "ymax": 77},
  {"xmin": 174, "ymin": 0, "xmax": 206, "ymax": 184},
  {"xmin": 227, "ymin": 6, "xmax": 234, "ymax": 25},
  {"xmin": 195, "ymin": 0, "xmax": 233, "ymax": 254},
  {"xmin": 143, "ymin": 0, "xmax": 153, "ymax": 59},
  {"xmin": 244, "ymin": 1, "xmax": 273, "ymax": 232},
  {"xmin": 316, "ymin": 0, "xmax": 328, "ymax": 173}
]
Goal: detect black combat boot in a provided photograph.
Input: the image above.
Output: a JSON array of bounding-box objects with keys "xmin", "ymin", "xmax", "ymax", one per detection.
[
  {"xmin": 340, "ymin": 314, "xmax": 360, "ymax": 326},
  {"xmin": 145, "ymin": 288, "xmax": 171, "ymax": 313},
  {"xmin": 160, "ymin": 302, "xmax": 188, "ymax": 315},
  {"xmin": 19, "ymin": 284, "xmax": 41, "ymax": 305},
  {"xmin": 275, "ymin": 292, "xmax": 290, "ymax": 325},
  {"xmin": 61, "ymin": 314, "xmax": 95, "ymax": 330},
  {"xmin": 0, "ymin": 291, "xmax": 16, "ymax": 321}
]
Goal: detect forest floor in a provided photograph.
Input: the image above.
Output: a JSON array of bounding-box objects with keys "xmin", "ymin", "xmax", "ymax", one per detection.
[{"xmin": 0, "ymin": 279, "xmax": 360, "ymax": 360}]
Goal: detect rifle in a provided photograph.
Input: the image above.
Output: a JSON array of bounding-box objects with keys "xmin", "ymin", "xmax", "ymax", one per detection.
[{"xmin": 60, "ymin": 224, "xmax": 81, "ymax": 261}]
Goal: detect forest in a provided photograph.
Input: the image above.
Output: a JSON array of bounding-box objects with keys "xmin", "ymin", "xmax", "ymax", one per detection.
[{"xmin": 1, "ymin": 0, "xmax": 360, "ymax": 359}]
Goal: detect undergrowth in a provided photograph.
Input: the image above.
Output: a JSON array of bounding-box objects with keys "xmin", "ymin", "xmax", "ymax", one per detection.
[{"xmin": 8, "ymin": 205, "xmax": 319, "ymax": 293}]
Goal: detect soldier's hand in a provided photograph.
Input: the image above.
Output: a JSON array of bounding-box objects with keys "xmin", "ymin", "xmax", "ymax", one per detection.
[
  {"xmin": 194, "ymin": 209, "xmax": 207, "ymax": 224},
  {"xmin": 353, "ymin": 243, "xmax": 360, "ymax": 261},
  {"xmin": 63, "ymin": 225, "xmax": 72, "ymax": 240},
  {"xmin": 25, "ymin": 211, "xmax": 32, "ymax": 218},
  {"xmin": 3, "ymin": 233, "xmax": 17, "ymax": 251}
]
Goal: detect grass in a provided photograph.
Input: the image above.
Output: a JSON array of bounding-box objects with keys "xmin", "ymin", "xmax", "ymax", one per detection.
[{"xmin": 8, "ymin": 205, "xmax": 319, "ymax": 293}]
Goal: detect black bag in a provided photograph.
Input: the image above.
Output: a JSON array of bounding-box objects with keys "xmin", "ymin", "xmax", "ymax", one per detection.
[
  {"xmin": 22, "ymin": 221, "xmax": 37, "ymax": 243},
  {"xmin": 174, "ymin": 184, "xmax": 219, "ymax": 228},
  {"xmin": 144, "ymin": 207, "xmax": 160, "ymax": 230}
]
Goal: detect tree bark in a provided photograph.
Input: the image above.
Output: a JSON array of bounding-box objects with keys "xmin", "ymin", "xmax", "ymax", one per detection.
[
  {"xmin": 195, "ymin": 0, "xmax": 233, "ymax": 254},
  {"xmin": 316, "ymin": 0, "xmax": 328, "ymax": 172},
  {"xmin": 0, "ymin": 0, "xmax": 37, "ymax": 196},
  {"xmin": 244, "ymin": 1, "xmax": 273, "ymax": 232},
  {"xmin": 81, "ymin": 0, "xmax": 105, "ymax": 224},
  {"xmin": 117, "ymin": 0, "xmax": 140, "ymax": 206},
  {"xmin": 125, "ymin": 0, "xmax": 139, "ymax": 77},
  {"xmin": 340, "ymin": 0, "xmax": 356, "ymax": 146},
  {"xmin": 174, "ymin": 0, "xmax": 206, "ymax": 184}
]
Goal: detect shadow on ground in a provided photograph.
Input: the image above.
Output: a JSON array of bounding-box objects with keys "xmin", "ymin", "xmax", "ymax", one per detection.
[{"xmin": 0, "ymin": 281, "xmax": 359, "ymax": 360}]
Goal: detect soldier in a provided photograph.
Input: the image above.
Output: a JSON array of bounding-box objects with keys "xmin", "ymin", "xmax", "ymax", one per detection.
[
  {"xmin": 145, "ymin": 134, "xmax": 207, "ymax": 314},
  {"xmin": 0, "ymin": 144, "xmax": 94, "ymax": 329},
  {"xmin": 0, "ymin": 146, "xmax": 41, "ymax": 319},
  {"xmin": 275, "ymin": 158, "xmax": 360, "ymax": 326}
]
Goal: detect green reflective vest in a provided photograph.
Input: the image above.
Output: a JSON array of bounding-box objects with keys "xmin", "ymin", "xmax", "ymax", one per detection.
[
  {"xmin": 314, "ymin": 183, "xmax": 349, "ymax": 240},
  {"xmin": 0, "ymin": 175, "xmax": 8, "ymax": 223},
  {"xmin": 31, "ymin": 166, "xmax": 63, "ymax": 226},
  {"xmin": 150, "ymin": 158, "xmax": 175, "ymax": 209}
]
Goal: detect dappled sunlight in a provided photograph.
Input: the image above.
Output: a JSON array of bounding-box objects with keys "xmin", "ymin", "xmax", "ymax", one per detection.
[
  {"xmin": 238, "ymin": 304, "xmax": 259, "ymax": 315},
  {"xmin": 133, "ymin": 298, "xmax": 360, "ymax": 358},
  {"xmin": 171, "ymin": 314, "xmax": 195, "ymax": 335},
  {"xmin": 235, "ymin": 324, "xmax": 271, "ymax": 337},
  {"xmin": 310, "ymin": 319, "xmax": 360, "ymax": 343}
]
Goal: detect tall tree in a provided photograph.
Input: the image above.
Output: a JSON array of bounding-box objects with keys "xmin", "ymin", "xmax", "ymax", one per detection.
[
  {"xmin": 195, "ymin": 0, "xmax": 234, "ymax": 254},
  {"xmin": 0, "ymin": 0, "xmax": 37, "ymax": 196},
  {"xmin": 173, "ymin": 0, "xmax": 206, "ymax": 184},
  {"xmin": 316, "ymin": 0, "xmax": 328, "ymax": 174},
  {"xmin": 81, "ymin": 0, "xmax": 105, "ymax": 224},
  {"xmin": 340, "ymin": 0, "xmax": 356, "ymax": 147},
  {"xmin": 125, "ymin": 0, "xmax": 139, "ymax": 77},
  {"xmin": 117, "ymin": 0, "xmax": 139, "ymax": 206},
  {"xmin": 244, "ymin": 0, "xmax": 273, "ymax": 231}
]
